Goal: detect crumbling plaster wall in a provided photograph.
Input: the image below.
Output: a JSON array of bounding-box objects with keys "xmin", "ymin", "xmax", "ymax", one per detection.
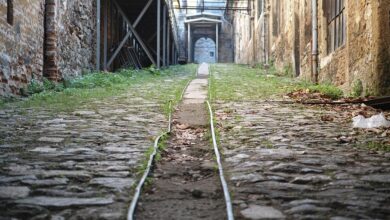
[
  {"xmin": 0, "ymin": 0, "xmax": 44, "ymax": 96},
  {"xmin": 374, "ymin": 0, "xmax": 390, "ymax": 95},
  {"xmin": 318, "ymin": 0, "xmax": 390, "ymax": 96},
  {"xmin": 232, "ymin": 4, "xmax": 252, "ymax": 64},
  {"xmin": 269, "ymin": 0, "xmax": 295, "ymax": 72},
  {"xmin": 232, "ymin": 0, "xmax": 390, "ymax": 96},
  {"xmin": 218, "ymin": 20, "xmax": 234, "ymax": 63},
  {"xmin": 297, "ymin": 0, "xmax": 312, "ymax": 80}
]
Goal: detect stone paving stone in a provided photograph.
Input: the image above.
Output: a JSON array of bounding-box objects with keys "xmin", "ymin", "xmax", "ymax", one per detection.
[
  {"xmin": 0, "ymin": 72, "xmax": 192, "ymax": 219},
  {"xmin": 0, "ymin": 186, "xmax": 30, "ymax": 199},
  {"xmin": 215, "ymin": 101, "xmax": 390, "ymax": 219},
  {"xmin": 21, "ymin": 177, "xmax": 69, "ymax": 186},
  {"xmin": 89, "ymin": 178, "xmax": 135, "ymax": 191},
  {"xmin": 240, "ymin": 205, "xmax": 285, "ymax": 219},
  {"xmin": 15, "ymin": 196, "xmax": 114, "ymax": 207}
]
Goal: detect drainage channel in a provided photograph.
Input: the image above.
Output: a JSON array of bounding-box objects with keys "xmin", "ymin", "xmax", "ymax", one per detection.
[{"xmin": 127, "ymin": 63, "xmax": 233, "ymax": 220}]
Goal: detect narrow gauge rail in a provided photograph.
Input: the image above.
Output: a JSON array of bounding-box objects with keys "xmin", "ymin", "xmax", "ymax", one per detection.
[{"xmin": 126, "ymin": 66, "xmax": 234, "ymax": 220}]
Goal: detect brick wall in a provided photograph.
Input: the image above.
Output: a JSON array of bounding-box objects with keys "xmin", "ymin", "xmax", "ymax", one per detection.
[
  {"xmin": 0, "ymin": 0, "xmax": 96, "ymax": 96},
  {"xmin": 57, "ymin": 0, "xmax": 96, "ymax": 79},
  {"xmin": 0, "ymin": 0, "xmax": 44, "ymax": 95}
]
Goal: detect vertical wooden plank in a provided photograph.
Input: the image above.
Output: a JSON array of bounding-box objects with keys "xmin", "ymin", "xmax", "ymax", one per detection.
[
  {"xmin": 331, "ymin": 22, "xmax": 335, "ymax": 52},
  {"xmin": 331, "ymin": 0, "xmax": 335, "ymax": 20},
  {"xmin": 103, "ymin": 0, "xmax": 108, "ymax": 71},
  {"xmin": 96, "ymin": 0, "xmax": 101, "ymax": 70},
  {"xmin": 342, "ymin": 11, "xmax": 345, "ymax": 45},
  {"xmin": 157, "ymin": 0, "xmax": 161, "ymax": 68},
  {"xmin": 163, "ymin": 5, "xmax": 167, "ymax": 67},
  {"xmin": 335, "ymin": 16, "xmax": 339, "ymax": 48}
]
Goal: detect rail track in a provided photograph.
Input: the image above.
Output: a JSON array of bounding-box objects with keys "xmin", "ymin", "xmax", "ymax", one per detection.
[{"xmin": 127, "ymin": 64, "xmax": 234, "ymax": 220}]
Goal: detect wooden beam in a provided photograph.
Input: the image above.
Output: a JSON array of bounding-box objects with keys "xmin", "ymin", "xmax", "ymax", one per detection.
[{"xmin": 110, "ymin": 0, "xmax": 156, "ymax": 66}]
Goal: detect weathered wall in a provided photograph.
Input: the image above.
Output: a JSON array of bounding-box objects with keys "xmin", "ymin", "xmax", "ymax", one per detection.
[
  {"xmin": 374, "ymin": 0, "xmax": 390, "ymax": 95},
  {"xmin": 318, "ymin": 0, "xmax": 390, "ymax": 96},
  {"xmin": 232, "ymin": 0, "xmax": 269, "ymax": 66},
  {"xmin": 218, "ymin": 20, "xmax": 234, "ymax": 63},
  {"xmin": 269, "ymin": 0, "xmax": 294, "ymax": 71},
  {"xmin": 57, "ymin": 0, "xmax": 96, "ymax": 79},
  {"xmin": 0, "ymin": 0, "xmax": 96, "ymax": 96},
  {"xmin": 297, "ymin": 0, "xmax": 312, "ymax": 79},
  {"xmin": 231, "ymin": 0, "xmax": 390, "ymax": 96},
  {"xmin": 232, "ymin": 9, "xmax": 251, "ymax": 64},
  {"xmin": 0, "ymin": 0, "xmax": 44, "ymax": 95}
]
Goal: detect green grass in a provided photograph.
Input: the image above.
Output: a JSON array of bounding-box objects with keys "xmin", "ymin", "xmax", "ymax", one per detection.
[
  {"xmin": 210, "ymin": 64, "xmax": 302, "ymax": 101},
  {"xmin": 135, "ymin": 132, "xmax": 170, "ymax": 189},
  {"xmin": 0, "ymin": 99, "xmax": 5, "ymax": 108},
  {"xmin": 360, "ymin": 141, "xmax": 390, "ymax": 152},
  {"xmin": 300, "ymin": 82, "xmax": 344, "ymax": 100},
  {"xmin": 210, "ymin": 64, "xmax": 344, "ymax": 101},
  {"xmin": 1, "ymin": 64, "xmax": 196, "ymax": 112}
]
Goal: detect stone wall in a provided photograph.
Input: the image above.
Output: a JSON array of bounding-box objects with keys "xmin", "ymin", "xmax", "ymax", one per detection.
[
  {"xmin": 232, "ymin": 0, "xmax": 269, "ymax": 66},
  {"xmin": 0, "ymin": 0, "xmax": 44, "ymax": 95},
  {"xmin": 317, "ymin": 0, "xmax": 390, "ymax": 96},
  {"xmin": 56, "ymin": 0, "xmax": 96, "ymax": 79},
  {"xmin": 0, "ymin": 0, "xmax": 96, "ymax": 96},
  {"xmin": 231, "ymin": 0, "xmax": 390, "ymax": 96}
]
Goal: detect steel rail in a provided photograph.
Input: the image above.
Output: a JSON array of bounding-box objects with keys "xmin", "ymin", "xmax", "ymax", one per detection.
[
  {"xmin": 206, "ymin": 100, "xmax": 234, "ymax": 220},
  {"xmin": 127, "ymin": 66, "xmax": 230, "ymax": 220},
  {"xmin": 208, "ymin": 64, "xmax": 234, "ymax": 220},
  {"xmin": 127, "ymin": 75, "xmax": 194, "ymax": 220},
  {"xmin": 127, "ymin": 103, "xmax": 171, "ymax": 220}
]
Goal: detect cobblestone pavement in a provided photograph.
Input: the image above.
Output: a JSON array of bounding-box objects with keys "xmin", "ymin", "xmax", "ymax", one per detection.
[
  {"xmin": 215, "ymin": 101, "xmax": 390, "ymax": 220},
  {"xmin": 0, "ymin": 73, "xmax": 192, "ymax": 219}
]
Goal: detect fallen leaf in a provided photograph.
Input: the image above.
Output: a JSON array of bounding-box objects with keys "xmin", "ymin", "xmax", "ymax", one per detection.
[
  {"xmin": 321, "ymin": 115, "xmax": 334, "ymax": 122},
  {"xmin": 177, "ymin": 124, "xmax": 190, "ymax": 130}
]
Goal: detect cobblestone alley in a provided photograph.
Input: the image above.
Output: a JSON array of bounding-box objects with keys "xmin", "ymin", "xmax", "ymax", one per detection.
[
  {"xmin": 1, "ymin": 0, "xmax": 390, "ymax": 219},
  {"xmin": 0, "ymin": 64, "xmax": 389, "ymax": 219}
]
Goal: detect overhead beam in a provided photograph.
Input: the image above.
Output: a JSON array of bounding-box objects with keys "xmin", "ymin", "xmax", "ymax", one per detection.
[{"xmin": 109, "ymin": 0, "xmax": 156, "ymax": 67}]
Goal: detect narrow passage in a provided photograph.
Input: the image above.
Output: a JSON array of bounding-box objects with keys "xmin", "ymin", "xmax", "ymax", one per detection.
[{"xmin": 136, "ymin": 64, "xmax": 226, "ymax": 219}]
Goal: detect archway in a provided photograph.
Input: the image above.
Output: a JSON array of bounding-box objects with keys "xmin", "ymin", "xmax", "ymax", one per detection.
[{"xmin": 194, "ymin": 37, "xmax": 216, "ymax": 63}]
